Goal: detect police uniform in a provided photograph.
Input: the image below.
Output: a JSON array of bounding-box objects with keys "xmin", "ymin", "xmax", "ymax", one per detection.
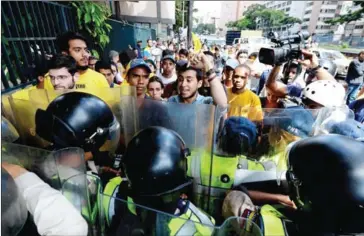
[{"xmin": 103, "ymin": 127, "xmax": 216, "ymax": 235}]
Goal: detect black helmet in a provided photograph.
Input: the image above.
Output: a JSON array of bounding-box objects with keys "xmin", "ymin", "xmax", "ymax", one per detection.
[
  {"xmin": 35, "ymin": 92, "xmax": 119, "ymax": 152},
  {"xmin": 286, "ymin": 135, "xmax": 364, "ymax": 233},
  {"xmin": 123, "ymin": 127, "xmax": 191, "ymax": 196},
  {"xmin": 319, "ymin": 59, "xmax": 337, "ymax": 77}
]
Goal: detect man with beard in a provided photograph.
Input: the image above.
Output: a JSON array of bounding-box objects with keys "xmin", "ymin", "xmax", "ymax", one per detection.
[
  {"xmin": 43, "ymin": 31, "xmax": 109, "ymax": 90},
  {"xmin": 227, "ymin": 64, "xmax": 263, "ymax": 121},
  {"xmin": 168, "ymin": 53, "xmax": 227, "ymax": 105},
  {"xmin": 48, "ymin": 55, "xmax": 78, "ymax": 90}
]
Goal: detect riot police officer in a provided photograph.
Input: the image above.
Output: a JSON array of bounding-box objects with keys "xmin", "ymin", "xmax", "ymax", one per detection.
[
  {"xmin": 1, "ymin": 118, "xmax": 88, "ymax": 236},
  {"xmin": 223, "ymin": 134, "xmax": 364, "ymax": 235},
  {"xmin": 35, "ymin": 91, "xmax": 121, "ymax": 177},
  {"xmin": 105, "ymin": 127, "xmax": 215, "ymax": 235}
]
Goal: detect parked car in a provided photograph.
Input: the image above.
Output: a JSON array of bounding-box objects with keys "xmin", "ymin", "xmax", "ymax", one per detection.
[{"xmin": 312, "ymin": 49, "xmax": 350, "ymax": 78}]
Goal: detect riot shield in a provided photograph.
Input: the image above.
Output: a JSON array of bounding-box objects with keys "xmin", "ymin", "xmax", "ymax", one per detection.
[
  {"xmin": 1, "ymin": 167, "xmax": 28, "ymax": 236},
  {"xmin": 1, "ymin": 142, "xmax": 86, "ymax": 190},
  {"xmin": 210, "ymin": 105, "xmax": 319, "ymax": 218},
  {"xmin": 8, "ymin": 96, "xmax": 47, "ymax": 147},
  {"xmin": 119, "ymin": 96, "xmax": 218, "ymax": 219},
  {"xmin": 101, "ymin": 193, "xmax": 262, "ymax": 236},
  {"xmin": 62, "ymin": 174, "xmax": 105, "ymax": 236},
  {"xmin": 25, "ymin": 87, "xmax": 134, "ymax": 149},
  {"xmin": 1, "ymin": 116, "xmax": 20, "ymax": 143}
]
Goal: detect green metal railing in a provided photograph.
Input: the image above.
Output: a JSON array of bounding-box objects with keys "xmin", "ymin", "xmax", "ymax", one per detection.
[{"xmin": 1, "ymin": 1, "xmax": 77, "ymax": 93}]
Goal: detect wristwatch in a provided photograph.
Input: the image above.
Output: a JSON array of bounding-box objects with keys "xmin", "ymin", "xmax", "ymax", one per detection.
[{"xmin": 205, "ymin": 69, "xmax": 215, "ymax": 78}]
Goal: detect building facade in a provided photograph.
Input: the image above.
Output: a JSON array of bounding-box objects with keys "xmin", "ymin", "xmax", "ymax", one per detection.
[
  {"xmin": 218, "ymin": 1, "xmax": 256, "ymax": 35},
  {"xmin": 260, "ymin": 1, "xmax": 306, "ymax": 35},
  {"xmin": 111, "ymin": 1, "xmax": 175, "ymax": 39}
]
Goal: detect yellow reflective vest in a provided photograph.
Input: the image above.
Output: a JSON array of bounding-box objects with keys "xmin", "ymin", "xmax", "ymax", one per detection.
[{"xmin": 103, "ymin": 176, "xmax": 215, "ymax": 235}]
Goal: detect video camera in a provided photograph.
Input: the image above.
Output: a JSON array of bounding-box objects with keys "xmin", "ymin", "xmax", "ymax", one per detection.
[{"xmin": 259, "ymin": 31, "xmax": 310, "ymax": 65}]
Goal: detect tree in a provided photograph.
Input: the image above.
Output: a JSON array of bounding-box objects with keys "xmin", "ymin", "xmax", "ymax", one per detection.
[
  {"xmin": 280, "ymin": 16, "xmax": 302, "ymax": 30},
  {"xmin": 226, "ymin": 4, "xmax": 301, "ymax": 31},
  {"xmin": 194, "ymin": 23, "xmax": 216, "ymax": 34},
  {"xmin": 326, "ymin": 1, "xmax": 364, "ymax": 25}
]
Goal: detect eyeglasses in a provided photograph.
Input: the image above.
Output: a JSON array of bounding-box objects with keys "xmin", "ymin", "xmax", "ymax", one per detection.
[{"xmin": 49, "ymin": 75, "xmax": 72, "ymax": 82}]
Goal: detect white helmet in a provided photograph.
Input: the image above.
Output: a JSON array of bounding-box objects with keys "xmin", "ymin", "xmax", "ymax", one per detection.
[{"xmin": 301, "ymin": 80, "xmax": 345, "ymax": 108}]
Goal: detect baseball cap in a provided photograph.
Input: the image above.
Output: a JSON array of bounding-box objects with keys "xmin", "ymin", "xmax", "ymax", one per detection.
[
  {"xmin": 176, "ymin": 60, "xmax": 188, "ymax": 72},
  {"xmin": 219, "ymin": 116, "xmax": 258, "ymax": 154},
  {"xmin": 264, "ymin": 107, "xmax": 315, "ymax": 138},
  {"xmin": 127, "ymin": 59, "xmax": 151, "ymax": 74},
  {"xmin": 144, "ymin": 58, "xmax": 156, "ymax": 70},
  {"xmin": 162, "ymin": 55, "xmax": 176, "ymax": 63},
  {"xmin": 225, "ymin": 59, "xmax": 239, "ymax": 69},
  {"xmin": 325, "ymin": 119, "xmax": 364, "ymax": 140}
]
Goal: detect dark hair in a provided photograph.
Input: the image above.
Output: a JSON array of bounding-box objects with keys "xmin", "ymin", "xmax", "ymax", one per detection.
[
  {"xmin": 162, "ymin": 49, "xmax": 175, "ymax": 58},
  {"xmin": 234, "ymin": 64, "xmax": 251, "ymax": 74},
  {"xmin": 147, "ymin": 39, "xmax": 152, "ymax": 43},
  {"xmin": 178, "ymin": 66, "xmax": 203, "ymax": 81},
  {"xmin": 203, "ymin": 51, "xmax": 214, "ymax": 57},
  {"xmin": 236, "ymin": 50, "xmax": 249, "ymax": 58},
  {"xmin": 95, "ymin": 61, "xmax": 112, "ymax": 73},
  {"xmin": 147, "ymin": 76, "xmax": 164, "ymax": 89},
  {"xmin": 249, "ymin": 52, "xmax": 258, "ymax": 59},
  {"xmin": 57, "ymin": 31, "xmax": 88, "ymax": 53},
  {"xmin": 120, "ymin": 50, "xmax": 135, "ymax": 67},
  {"xmin": 89, "ymin": 55, "xmax": 98, "ymax": 61},
  {"xmin": 48, "ymin": 54, "xmax": 78, "ymax": 75},
  {"xmin": 179, "ymin": 49, "xmax": 189, "ymax": 57}
]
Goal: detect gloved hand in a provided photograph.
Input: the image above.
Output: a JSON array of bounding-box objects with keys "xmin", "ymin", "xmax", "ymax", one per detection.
[{"xmin": 222, "ymin": 190, "xmax": 256, "ymax": 219}]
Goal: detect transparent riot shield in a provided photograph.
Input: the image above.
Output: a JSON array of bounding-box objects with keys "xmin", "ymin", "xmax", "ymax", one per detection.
[
  {"xmin": 311, "ymin": 106, "xmax": 355, "ymax": 136},
  {"xmin": 211, "ymin": 105, "xmax": 319, "ymax": 219},
  {"xmin": 100, "ymin": 193, "xmax": 262, "ymax": 236},
  {"xmin": 119, "ymin": 97, "xmax": 218, "ymax": 218},
  {"xmin": 62, "ymin": 174, "xmax": 105, "ymax": 236},
  {"xmin": 7, "ymin": 96, "xmax": 47, "ymax": 147},
  {"xmin": 1, "ymin": 167, "xmax": 28, "ymax": 236},
  {"xmin": 1, "ymin": 116, "xmax": 20, "ymax": 143},
  {"xmin": 1, "ymin": 142, "xmax": 86, "ymax": 190}
]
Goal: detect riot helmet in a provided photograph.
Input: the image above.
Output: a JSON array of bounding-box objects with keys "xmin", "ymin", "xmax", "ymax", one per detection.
[
  {"xmin": 35, "ymin": 92, "xmax": 120, "ymax": 153},
  {"xmin": 286, "ymin": 135, "xmax": 364, "ymax": 233},
  {"xmin": 216, "ymin": 116, "xmax": 258, "ymax": 155},
  {"xmin": 123, "ymin": 126, "xmax": 191, "ymax": 197},
  {"xmin": 1, "ymin": 167, "xmax": 28, "ymax": 236},
  {"xmin": 1, "ymin": 116, "xmax": 20, "ymax": 143},
  {"xmin": 301, "ymin": 80, "xmax": 345, "ymax": 108},
  {"xmin": 319, "ymin": 59, "xmax": 337, "ymax": 77}
]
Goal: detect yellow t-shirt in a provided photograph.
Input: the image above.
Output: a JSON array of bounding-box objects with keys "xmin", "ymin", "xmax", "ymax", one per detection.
[
  {"xmin": 10, "ymin": 85, "xmax": 37, "ymax": 101},
  {"xmin": 227, "ymin": 88, "xmax": 263, "ymax": 121},
  {"xmin": 43, "ymin": 69, "xmax": 110, "ymax": 90}
]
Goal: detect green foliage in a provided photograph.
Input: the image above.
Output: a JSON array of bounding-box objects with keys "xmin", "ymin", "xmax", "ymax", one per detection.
[
  {"xmin": 174, "ymin": 0, "xmax": 189, "ymax": 31},
  {"xmin": 326, "ymin": 1, "xmax": 364, "ymax": 25},
  {"xmin": 341, "ymin": 42, "xmax": 349, "ymax": 49},
  {"xmin": 226, "ymin": 4, "xmax": 301, "ymax": 30},
  {"xmin": 71, "ymin": 1, "xmax": 112, "ymax": 49},
  {"xmin": 194, "ymin": 23, "xmax": 216, "ymax": 34}
]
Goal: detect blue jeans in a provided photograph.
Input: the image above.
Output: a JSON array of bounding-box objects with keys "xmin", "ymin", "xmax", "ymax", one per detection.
[{"xmin": 346, "ymin": 84, "xmax": 362, "ymax": 104}]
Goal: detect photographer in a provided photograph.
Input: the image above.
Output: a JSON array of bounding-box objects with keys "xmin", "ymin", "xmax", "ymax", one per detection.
[{"xmin": 265, "ymin": 49, "xmax": 345, "ymax": 108}]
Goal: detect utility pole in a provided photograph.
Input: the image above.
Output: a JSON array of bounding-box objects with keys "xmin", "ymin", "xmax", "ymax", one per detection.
[
  {"xmin": 187, "ymin": 0, "xmax": 194, "ymax": 48},
  {"xmin": 182, "ymin": 0, "xmax": 185, "ymax": 28}
]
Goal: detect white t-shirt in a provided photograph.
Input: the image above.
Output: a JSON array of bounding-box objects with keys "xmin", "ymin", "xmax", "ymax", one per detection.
[{"xmin": 158, "ymin": 73, "xmax": 177, "ymax": 85}]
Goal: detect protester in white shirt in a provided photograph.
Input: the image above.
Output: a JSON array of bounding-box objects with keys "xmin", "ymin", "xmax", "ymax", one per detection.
[
  {"xmin": 2, "ymin": 163, "xmax": 88, "ymax": 236},
  {"xmin": 158, "ymin": 55, "xmax": 177, "ymax": 85}
]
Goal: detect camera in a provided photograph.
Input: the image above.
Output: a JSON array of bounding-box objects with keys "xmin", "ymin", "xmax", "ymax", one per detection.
[{"xmin": 259, "ymin": 31, "xmax": 310, "ymax": 65}]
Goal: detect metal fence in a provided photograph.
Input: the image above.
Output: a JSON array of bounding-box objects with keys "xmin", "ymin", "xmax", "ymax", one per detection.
[
  {"xmin": 315, "ymin": 34, "xmax": 364, "ymax": 48},
  {"xmin": 1, "ymin": 1, "xmax": 77, "ymax": 93}
]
